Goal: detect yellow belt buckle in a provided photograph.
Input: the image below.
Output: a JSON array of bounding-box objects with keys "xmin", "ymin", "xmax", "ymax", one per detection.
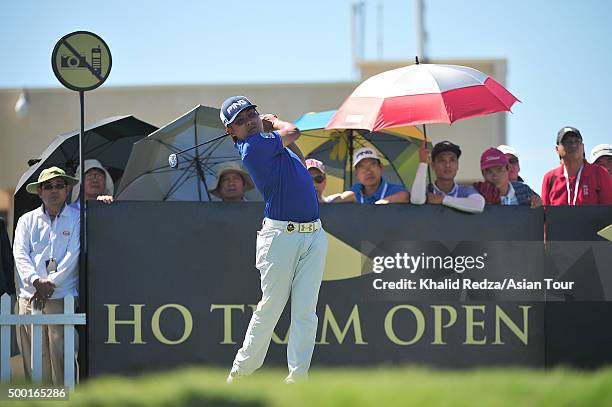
[{"xmin": 298, "ymin": 222, "xmax": 315, "ymax": 233}]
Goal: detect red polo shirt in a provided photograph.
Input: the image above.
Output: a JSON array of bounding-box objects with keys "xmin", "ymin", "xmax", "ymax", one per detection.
[{"xmin": 541, "ymin": 161, "xmax": 612, "ymax": 206}]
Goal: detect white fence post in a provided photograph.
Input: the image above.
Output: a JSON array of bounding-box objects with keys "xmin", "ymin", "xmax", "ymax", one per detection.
[
  {"xmin": 31, "ymin": 307, "xmax": 42, "ymax": 383},
  {"xmin": 63, "ymin": 295, "xmax": 75, "ymax": 391},
  {"xmin": 0, "ymin": 294, "xmax": 11, "ymax": 381},
  {"xmin": 0, "ymin": 293, "xmax": 86, "ymax": 390}
]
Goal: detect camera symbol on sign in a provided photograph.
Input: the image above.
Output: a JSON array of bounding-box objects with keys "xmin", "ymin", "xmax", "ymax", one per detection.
[
  {"xmin": 60, "ymin": 53, "xmax": 87, "ymax": 69},
  {"xmin": 60, "ymin": 47, "xmax": 102, "ymax": 74}
]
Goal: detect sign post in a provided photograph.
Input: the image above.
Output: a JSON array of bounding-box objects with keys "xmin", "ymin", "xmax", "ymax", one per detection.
[{"xmin": 51, "ymin": 31, "xmax": 112, "ymax": 380}]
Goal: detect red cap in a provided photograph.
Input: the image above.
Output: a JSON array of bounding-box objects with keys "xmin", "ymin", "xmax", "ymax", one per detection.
[{"xmin": 480, "ymin": 148, "xmax": 508, "ymax": 170}]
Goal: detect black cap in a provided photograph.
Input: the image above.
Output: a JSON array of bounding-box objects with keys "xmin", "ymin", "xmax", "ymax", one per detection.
[
  {"xmin": 431, "ymin": 141, "xmax": 461, "ymax": 161},
  {"xmin": 556, "ymin": 126, "xmax": 582, "ymax": 145}
]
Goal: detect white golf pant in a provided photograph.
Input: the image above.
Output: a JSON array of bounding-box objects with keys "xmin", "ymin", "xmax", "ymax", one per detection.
[{"xmin": 232, "ymin": 218, "xmax": 328, "ymax": 381}]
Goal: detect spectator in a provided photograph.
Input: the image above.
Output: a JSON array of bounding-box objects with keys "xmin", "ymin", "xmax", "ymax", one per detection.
[
  {"xmin": 590, "ymin": 143, "xmax": 612, "ymax": 176},
  {"xmin": 208, "ymin": 161, "xmax": 254, "ymax": 201},
  {"xmin": 0, "ymin": 217, "xmax": 15, "ymax": 296},
  {"xmin": 542, "ymin": 127, "xmax": 612, "ymax": 205},
  {"xmin": 335, "ymin": 148, "xmax": 409, "ymax": 204},
  {"xmin": 305, "ymin": 158, "xmax": 341, "ymax": 203},
  {"xmin": 497, "ymin": 144, "xmax": 523, "ymax": 182},
  {"xmin": 497, "ymin": 144, "xmax": 541, "ymax": 197},
  {"xmin": 475, "ymin": 148, "xmax": 541, "ymax": 207},
  {"xmin": 411, "ymin": 141, "xmax": 485, "ymax": 213},
  {"xmin": 13, "ymin": 167, "xmax": 80, "ymax": 384},
  {"xmin": 71, "ymin": 159, "xmax": 114, "ymax": 207}
]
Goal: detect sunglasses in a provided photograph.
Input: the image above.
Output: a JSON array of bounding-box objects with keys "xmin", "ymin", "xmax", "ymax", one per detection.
[
  {"xmin": 41, "ymin": 182, "xmax": 67, "ymax": 190},
  {"xmin": 233, "ymin": 109, "xmax": 259, "ymax": 126},
  {"xmin": 508, "ymin": 158, "xmax": 519, "ymax": 165},
  {"xmin": 312, "ymin": 175, "xmax": 325, "ymax": 183}
]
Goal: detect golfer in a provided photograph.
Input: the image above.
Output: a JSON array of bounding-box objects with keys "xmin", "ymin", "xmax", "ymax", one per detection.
[{"xmin": 220, "ymin": 96, "xmax": 328, "ymax": 384}]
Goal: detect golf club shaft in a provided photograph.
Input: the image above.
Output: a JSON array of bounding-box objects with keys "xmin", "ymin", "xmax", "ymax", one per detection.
[{"xmin": 173, "ymin": 133, "xmax": 228, "ymax": 156}]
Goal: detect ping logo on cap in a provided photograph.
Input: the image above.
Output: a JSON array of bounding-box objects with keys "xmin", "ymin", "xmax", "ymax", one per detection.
[
  {"xmin": 226, "ymin": 99, "xmax": 248, "ymax": 116},
  {"xmin": 356, "ymin": 149, "xmax": 374, "ymax": 159}
]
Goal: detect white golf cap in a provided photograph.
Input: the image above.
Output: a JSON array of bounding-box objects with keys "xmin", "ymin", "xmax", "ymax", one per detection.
[
  {"xmin": 497, "ymin": 144, "xmax": 519, "ymax": 158},
  {"xmin": 353, "ymin": 147, "xmax": 381, "ymax": 167},
  {"xmin": 590, "ymin": 144, "xmax": 612, "ymax": 163}
]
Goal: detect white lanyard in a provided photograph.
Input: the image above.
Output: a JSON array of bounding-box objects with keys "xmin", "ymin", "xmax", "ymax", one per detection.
[
  {"xmin": 361, "ymin": 181, "xmax": 388, "ymax": 203},
  {"xmin": 46, "ymin": 205, "xmax": 63, "ymax": 260},
  {"xmin": 563, "ymin": 163, "xmax": 583, "ymax": 206}
]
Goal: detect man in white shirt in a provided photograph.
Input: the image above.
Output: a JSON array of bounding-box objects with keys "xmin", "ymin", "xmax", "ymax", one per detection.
[
  {"xmin": 411, "ymin": 141, "xmax": 485, "ymax": 213},
  {"xmin": 13, "ymin": 167, "xmax": 80, "ymax": 384}
]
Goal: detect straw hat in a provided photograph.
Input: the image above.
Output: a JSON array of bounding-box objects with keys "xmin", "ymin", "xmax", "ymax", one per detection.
[
  {"xmin": 208, "ymin": 161, "xmax": 254, "ymax": 198},
  {"xmin": 26, "ymin": 167, "xmax": 78, "ymax": 194}
]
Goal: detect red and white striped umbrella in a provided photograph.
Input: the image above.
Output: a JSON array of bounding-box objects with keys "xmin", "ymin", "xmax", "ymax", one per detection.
[{"xmin": 326, "ymin": 63, "xmax": 519, "ymax": 132}]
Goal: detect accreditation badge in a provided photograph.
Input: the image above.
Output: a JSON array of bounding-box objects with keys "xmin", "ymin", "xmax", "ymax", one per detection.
[{"xmin": 47, "ymin": 258, "xmax": 58, "ymax": 273}]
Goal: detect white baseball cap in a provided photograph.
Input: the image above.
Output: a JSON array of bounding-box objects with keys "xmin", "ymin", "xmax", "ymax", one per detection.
[
  {"xmin": 497, "ymin": 144, "xmax": 519, "ymax": 158},
  {"xmin": 353, "ymin": 147, "xmax": 381, "ymax": 167},
  {"xmin": 590, "ymin": 144, "xmax": 612, "ymax": 163}
]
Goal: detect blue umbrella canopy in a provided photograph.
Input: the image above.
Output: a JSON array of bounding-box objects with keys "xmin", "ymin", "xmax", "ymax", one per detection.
[{"xmin": 293, "ymin": 110, "xmax": 429, "ymax": 193}]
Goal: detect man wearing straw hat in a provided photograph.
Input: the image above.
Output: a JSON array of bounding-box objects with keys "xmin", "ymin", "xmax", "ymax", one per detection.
[
  {"xmin": 208, "ymin": 161, "xmax": 254, "ymax": 201},
  {"xmin": 13, "ymin": 167, "xmax": 80, "ymax": 384}
]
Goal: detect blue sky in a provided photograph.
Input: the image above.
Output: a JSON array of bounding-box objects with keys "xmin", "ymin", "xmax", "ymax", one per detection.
[{"xmin": 1, "ymin": 0, "xmax": 611, "ymax": 188}]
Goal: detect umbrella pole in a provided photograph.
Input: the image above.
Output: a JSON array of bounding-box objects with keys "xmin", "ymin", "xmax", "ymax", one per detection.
[
  {"xmin": 78, "ymin": 90, "xmax": 88, "ymax": 380},
  {"xmin": 423, "ymin": 124, "xmax": 432, "ymax": 187}
]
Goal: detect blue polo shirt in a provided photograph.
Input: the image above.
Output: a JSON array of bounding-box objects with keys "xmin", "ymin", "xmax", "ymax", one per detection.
[
  {"xmin": 351, "ymin": 177, "xmax": 406, "ymax": 204},
  {"xmin": 235, "ymin": 131, "xmax": 319, "ymax": 222}
]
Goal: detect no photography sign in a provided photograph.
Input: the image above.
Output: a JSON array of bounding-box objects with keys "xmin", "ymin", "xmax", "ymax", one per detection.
[{"xmin": 51, "ymin": 31, "xmax": 112, "ymax": 91}]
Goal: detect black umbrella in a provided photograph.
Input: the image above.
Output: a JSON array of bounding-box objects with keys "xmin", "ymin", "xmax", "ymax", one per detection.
[
  {"xmin": 13, "ymin": 115, "xmax": 157, "ymax": 227},
  {"xmin": 116, "ymin": 105, "xmax": 260, "ymax": 202}
]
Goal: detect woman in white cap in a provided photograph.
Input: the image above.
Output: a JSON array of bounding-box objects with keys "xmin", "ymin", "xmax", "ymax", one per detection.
[{"xmin": 70, "ymin": 159, "xmax": 114, "ymax": 208}]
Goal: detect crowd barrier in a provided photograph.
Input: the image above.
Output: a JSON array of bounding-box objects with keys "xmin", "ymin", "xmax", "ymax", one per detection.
[{"xmin": 86, "ymin": 202, "xmax": 611, "ymax": 375}]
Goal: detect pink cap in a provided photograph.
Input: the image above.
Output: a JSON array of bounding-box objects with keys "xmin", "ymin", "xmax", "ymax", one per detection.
[
  {"xmin": 305, "ymin": 158, "xmax": 326, "ymax": 174},
  {"xmin": 480, "ymin": 148, "xmax": 508, "ymax": 170}
]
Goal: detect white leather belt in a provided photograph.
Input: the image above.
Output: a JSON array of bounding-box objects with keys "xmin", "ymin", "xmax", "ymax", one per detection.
[{"xmin": 263, "ymin": 218, "xmax": 321, "ymax": 233}]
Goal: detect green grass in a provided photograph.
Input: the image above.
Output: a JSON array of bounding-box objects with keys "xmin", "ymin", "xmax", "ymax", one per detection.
[{"xmin": 4, "ymin": 366, "xmax": 612, "ymax": 407}]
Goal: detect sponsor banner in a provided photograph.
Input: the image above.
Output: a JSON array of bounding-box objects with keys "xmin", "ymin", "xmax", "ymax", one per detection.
[{"xmin": 86, "ymin": 202, "xmax": 611, "ymax": 375}]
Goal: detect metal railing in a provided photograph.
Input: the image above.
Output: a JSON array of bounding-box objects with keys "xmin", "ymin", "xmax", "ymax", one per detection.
[{"xmin": 0, "ymin": 293, "xmax": 86, "ymax": 390}]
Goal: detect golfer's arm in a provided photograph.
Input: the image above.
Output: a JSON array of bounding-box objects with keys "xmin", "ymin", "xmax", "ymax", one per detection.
[{"xmin": 273, "ymin": 119, "xmax": 301, "ymax": 147}]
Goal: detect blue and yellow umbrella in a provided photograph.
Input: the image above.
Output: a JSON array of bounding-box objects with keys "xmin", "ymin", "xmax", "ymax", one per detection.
[{"xmin": 293, "ymin": 110, "xmax": 431, "ymax": 195}]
